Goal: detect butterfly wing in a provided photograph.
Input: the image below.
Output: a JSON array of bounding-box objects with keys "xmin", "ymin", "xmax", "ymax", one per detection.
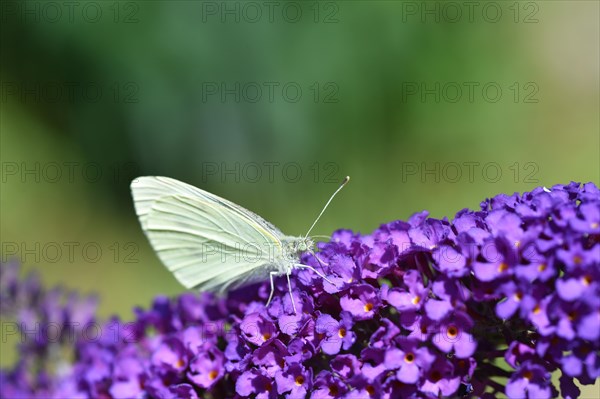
[
  {"xmin": 131, "ymin": 177, "xmax": 287, "ymax": 292},
  {"xmin": 131, "ymin": 176, "xmax": 285, "ymax": 236}
]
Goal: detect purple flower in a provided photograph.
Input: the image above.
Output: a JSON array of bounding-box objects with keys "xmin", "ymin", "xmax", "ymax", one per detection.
[
  {"xmin": 559, "ymin": 341, "xmax": 600, "ymax": 381},
  {"xmin": 331, "ymin": 354, "xmax": 361, "ymax": 380},
  {"xmin": 316, "ymin": 312, "xmax": 355, "ymax": 355},
  {"xmin": 496, "ymin": 280, "xmax": 527, "ymax": 319},
  {"xmin": 235, "ymin": 369, "xmax": 277, "ymax": 399},
  {"xmin": 577, "ymin": 305, "xmax": 600, "ymax": 341},
  {"xmin": 187, "ymin": 345, "xmax": 224, "ymax": 389},
  {"xmin": 433, "ymin": 244, "xmax": 468, "ymax": 277},
  {"xmin": 110, "ymin": 378, "xmax": 145, "ymax": 399},
  {"xmin": 343, "ymin": 376, "xmax": 383, "ymax": 399},
  {"xmin": 421, "ymin": 357, "xmax": 461, "ymax": 397},
  {"xmin": 384, "ymin": 338, "xmax": 435, "ymax": 384},
  {"xmin": 505, "ymin": 341, "xmax": 536, "ymax": 369},
  {"xmin": 557, "ymin": 241, "xmax": 598, "ymax": 271},
  {"xmin": 359, "ymin": 347, "xmax": 386, "ymax": 383},
  {"xmin": 383, "ymin": 378, "xmax": 418, "ymax": 398},
  {"xmin": 570, "ymin": 202, "xmax": 600, "ymax": 233},
  {"xmin": 252, "ymin": 339, "xmax": 288, "ymax": 377},
  {"xmin": 432, "ymin": 312, "xmax": 477, "ymax": 358},
  {"xmin": 151, "ymin": 337, "xmax": 189, "ymax": 373},
  {"xmin": 224, "ymin": 336, "xmax": 251, "ymax": 372},
  {"xmin": 240, "ymin": 312, "xmax": 277, "ymax": 346},
  {"xmin": 275, "ymin": 363, "xmax": 312, "ymax": 398},
  {"xmin": 340, "ymin": 284, "xmax": 380, "ymax": 320},
  {"xmin": 424, "ymin": 298, "xmax": 453, "ymax": 321},
  {"xmin": 409, "ymin": 217, "xmax": 455, "ymax": 250},
  {"xmin": 168, "ymin": 383, "xmax": 198, "ymax": 399},
  {"xmin": 383, "ymin": 269, "xmax": 427, "ymax": 312},
  {"xmin": 322, "ymin": 255, "xmax": 360, "ymax": 293},
  {"xmin": 285, "ymin": 338, "xmax": 315, "ymax": 364},
  {"xmin": 473, "ymin": 238, "xmax": 520, "ymax": 282},
  {"xmin": 362, "ymin": 240, "xmax": 398, "ymax": 278},
  {"xmin": 276, "ymin": 291, "xmax": 314, "ymax": 336},
  {"xmin": 311, "ymin": 371, "xmax": 347, "ymax": 399},
  {"xmin": 109, "ymin": 356, "xmax": 146, "ymax": 398},
  {"xmin": 506, "ymin": 361, "xmax": 553, "ymax": 399},
  {"xmin": 369, "ymin": 318, "xmax": 400, "ymax": 348}
]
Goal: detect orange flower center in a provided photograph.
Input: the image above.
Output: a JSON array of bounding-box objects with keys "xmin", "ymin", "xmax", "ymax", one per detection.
[
  {"xmin": 412, "ymin": 295, "xmax": 421, "ymax": 305},
  {"xmin": 364, "ymin": 303, "xmax": 374, "ymax": 312},
  {"xmin": 498, "ymin": 262, "xmax": 509, "ymax": 272},
  {"xmin": 208, "ymin": 370, "xmax": 218, "ymax": 380},
  {"xmin": 447, "ymin": 325, "xmax": 458, "ymax": 338},
  {"xmin": 523, "ymin": 371, "xmax": 533, "ymax": 381},
  {"xmin": 538, "ymin": 263, "xmax": 547, "ymax": 272},
  {"xmin": 295, "ymin": 375, "xmax": 305, "ymax": 386},
  {"xmin": 366, "ymin": 385, "xmax": 376, "ymax": 395},
  {"xmin": 514, "ymin": 291, "xmax": 523, "ymax": 301},
  {"xmin": 338, "ymin": 328, "xmax": 347, "ymax": 338},
  {"xmin": 262, "ymin": 332, "xmax": 271, "ymax": 341},
  {"xmin": 404, "ymin": 353, "xmax": 415, "ymax": 363}
]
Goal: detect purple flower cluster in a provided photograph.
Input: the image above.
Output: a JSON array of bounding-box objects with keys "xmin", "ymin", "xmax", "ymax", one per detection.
[{"xmin": 1, "ymin": 182, "xmax": 598, "ymax": 398}]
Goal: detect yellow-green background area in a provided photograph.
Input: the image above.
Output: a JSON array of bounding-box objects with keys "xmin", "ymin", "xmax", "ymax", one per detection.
[{"xmin": 1, "ymin": 1, "xmax": 598, "ymax": 397}]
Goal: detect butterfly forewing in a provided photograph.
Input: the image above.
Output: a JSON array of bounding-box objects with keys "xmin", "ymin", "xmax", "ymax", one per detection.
[
  {"xmin": 131, "ymin": 177, "xmax": 288, "ymax": 291},
  {"xmin": 132, "ymin": 176, "xmax": 285, "ymax": 235}
]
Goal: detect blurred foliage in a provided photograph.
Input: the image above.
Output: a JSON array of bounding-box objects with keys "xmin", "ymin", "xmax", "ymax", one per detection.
[{"xmin": 1, "ymin": 2, "xmax": 598, "ymax": 394}]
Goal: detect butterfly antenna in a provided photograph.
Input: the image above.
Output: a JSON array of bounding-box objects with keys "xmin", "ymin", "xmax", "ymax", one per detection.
[{"xmin": 304, "ymin": 176, "xmax": 350, "ymax": 239}]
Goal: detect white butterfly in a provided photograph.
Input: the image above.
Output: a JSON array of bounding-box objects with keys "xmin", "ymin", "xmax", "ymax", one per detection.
[{"xmin": 130, "ymin": 175, "xmax": 349, "ymax": 313}]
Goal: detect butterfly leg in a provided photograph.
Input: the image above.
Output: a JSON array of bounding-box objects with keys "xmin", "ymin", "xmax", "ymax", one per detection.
[
  {"xmin": 266, "ymin": 271, "xmax": 278, "ymax": 307},
  {"xmin": 294, "ymin": 263, "xmax": 334, "ymax": 284},
  {"xmin": 286, "ymin": 272, "xmax": 297, "ymax": 314},
  {"xmin": 309, "ymin": 250, "xmax": 329, "ymax": 267}
]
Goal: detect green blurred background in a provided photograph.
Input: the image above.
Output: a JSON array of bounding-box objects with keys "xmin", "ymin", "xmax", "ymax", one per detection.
[{"xmin": 1, "ymin": 1, "xmax": 598, "ymax": 394}]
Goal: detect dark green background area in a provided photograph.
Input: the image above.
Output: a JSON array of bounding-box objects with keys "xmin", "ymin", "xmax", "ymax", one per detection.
[{"xmin": 1, "ymin": 2, "xmax": 598, "ymax": 394}]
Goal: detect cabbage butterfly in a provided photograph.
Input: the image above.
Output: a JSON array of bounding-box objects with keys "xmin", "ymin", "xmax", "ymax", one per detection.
[{"xmin": 130, "ymin": 175, "xmax": 349, "ymax": 313}]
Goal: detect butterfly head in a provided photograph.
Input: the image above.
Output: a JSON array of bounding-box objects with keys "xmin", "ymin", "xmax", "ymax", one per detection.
[
  {"xmin": 296, "ymin": 237, "xmax": 314, "ymax": 253},
  {"xmin": 283, "ymin": 237, "xmax": 314, "ymax": 256}
]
